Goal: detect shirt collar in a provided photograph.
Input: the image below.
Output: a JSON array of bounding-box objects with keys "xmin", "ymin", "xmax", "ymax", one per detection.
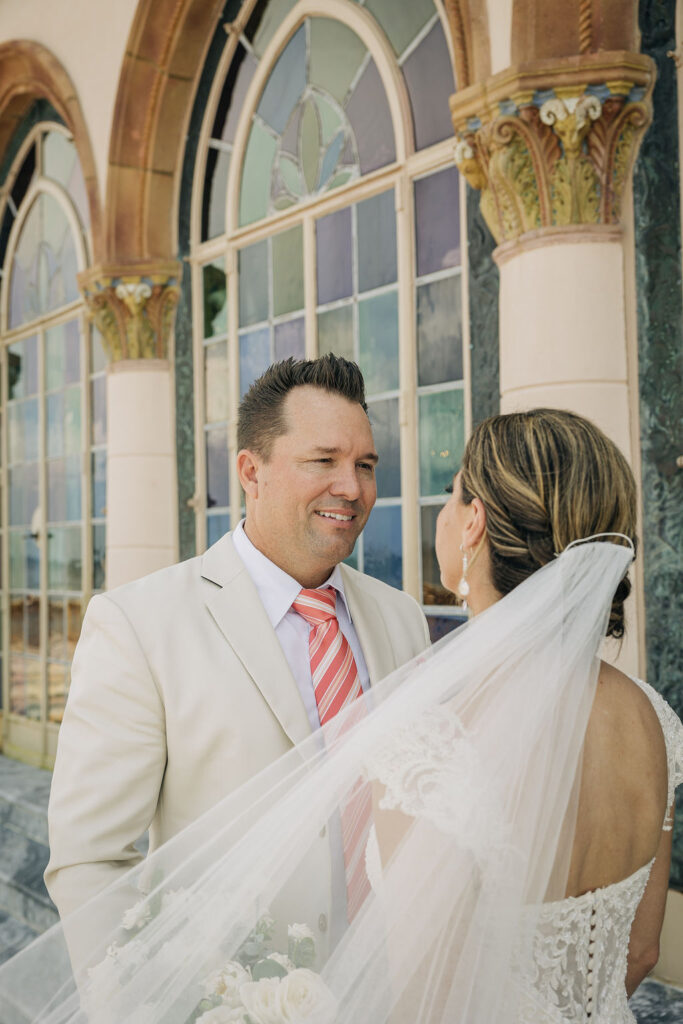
[{"xmin": 232, "ymin": 520, "xmax": 352, "ymax": 629}]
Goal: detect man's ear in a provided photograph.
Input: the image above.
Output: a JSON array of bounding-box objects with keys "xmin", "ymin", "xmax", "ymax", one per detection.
[{"xmin": 237, "ymin": 449, "xmax": 260, "ymax": 498}]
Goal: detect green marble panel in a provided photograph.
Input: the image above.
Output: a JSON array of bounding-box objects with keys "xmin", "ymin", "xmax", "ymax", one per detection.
[
  {"xmin": 466, "ymin": 185, "xmax": 500, "ymax": 427},
  {"xmin": 635, "ymin": 0, "xmax": 683, "ymax": 891}
]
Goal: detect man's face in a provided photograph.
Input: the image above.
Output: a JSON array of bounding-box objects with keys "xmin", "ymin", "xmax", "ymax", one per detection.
[{"xmin": 240, "ymin": 386, "xmax": 378, "ymax": 587}]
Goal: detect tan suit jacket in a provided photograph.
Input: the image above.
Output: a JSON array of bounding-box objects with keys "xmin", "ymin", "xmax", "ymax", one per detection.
[{"xmin": 45, "ymin": 532, "xmax": 430, "ymax": 934}]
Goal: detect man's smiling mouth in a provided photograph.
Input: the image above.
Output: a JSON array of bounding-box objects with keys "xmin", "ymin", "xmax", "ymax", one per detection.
[{"xmin": 315, "ymin": 511, "xmax": 355, "ymax": 522}]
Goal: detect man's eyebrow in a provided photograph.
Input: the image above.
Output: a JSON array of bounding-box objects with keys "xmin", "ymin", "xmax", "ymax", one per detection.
[{"xmin": 310, "ymin": 446, "xmax": 379, "ymax": 463}]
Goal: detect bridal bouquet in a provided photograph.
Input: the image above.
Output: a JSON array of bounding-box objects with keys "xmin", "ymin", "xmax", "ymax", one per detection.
[{"xmin": 85, "ymin": 888, "xmax": 338, "ymax": 1024}]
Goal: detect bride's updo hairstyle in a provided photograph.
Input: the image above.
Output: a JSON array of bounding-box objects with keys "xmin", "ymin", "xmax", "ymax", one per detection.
[{"xmin": 459, "ymin": 409, "xmax": 637, "ymax": 638}]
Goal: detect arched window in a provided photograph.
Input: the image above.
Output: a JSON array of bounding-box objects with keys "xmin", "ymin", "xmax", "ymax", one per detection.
[
  {"xmin": 0, "ymin": 121, "xmax": 106, "ymax": 762},
  {"xmin": 191, "ymin": 0, "xmax": 464, "ymax": 640}
]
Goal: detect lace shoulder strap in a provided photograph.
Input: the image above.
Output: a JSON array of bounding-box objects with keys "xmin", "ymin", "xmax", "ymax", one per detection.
[{"xmin": 634, "ymin": 678, "xmax": 683, "ymax": 830}]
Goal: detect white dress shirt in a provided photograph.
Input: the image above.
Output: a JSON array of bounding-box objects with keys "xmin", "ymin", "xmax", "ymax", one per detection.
[{"xmin": 232, "ymin": 520, "xmax": 370, "ymax": 732}]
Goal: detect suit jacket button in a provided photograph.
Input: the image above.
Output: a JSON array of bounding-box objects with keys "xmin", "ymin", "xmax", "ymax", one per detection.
[{"xmin": 318, "ymin": 913, "xmax": 327, "ymax": 933}]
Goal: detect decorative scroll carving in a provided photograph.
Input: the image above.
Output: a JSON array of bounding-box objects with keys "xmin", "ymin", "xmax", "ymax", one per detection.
[
  {"xmin": 79, "ymin": 263, "xmax": 181, "ymax": 362},
  {"xmin": 450, "ymin": 56, "xmax": 655, "ymax": 244}
]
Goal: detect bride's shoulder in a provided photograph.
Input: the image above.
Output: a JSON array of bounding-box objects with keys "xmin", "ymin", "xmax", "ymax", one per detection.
[{"xmin": 593, "ymin": 662, "xmax": 668, "ymax": 788}]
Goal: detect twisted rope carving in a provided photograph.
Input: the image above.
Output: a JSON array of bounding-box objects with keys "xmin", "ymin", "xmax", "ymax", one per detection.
[{"xmin": 578, "ymin": 0, "xmax": 593, "ymax": 54}]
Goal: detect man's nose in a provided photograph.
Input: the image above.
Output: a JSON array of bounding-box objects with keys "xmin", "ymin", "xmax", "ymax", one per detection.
[{"xmin": 329, "ymin": 463, "xmax": 362, "ymax": 500}]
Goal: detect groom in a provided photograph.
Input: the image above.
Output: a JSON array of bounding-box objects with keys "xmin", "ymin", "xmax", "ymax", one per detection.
[{"xmin": 45, "ymin": 354, "xmax": 430, "ymax": 940}]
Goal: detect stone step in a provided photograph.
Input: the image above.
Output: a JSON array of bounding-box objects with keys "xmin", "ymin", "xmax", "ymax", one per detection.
[
  {"xmin": 0, "ymin": 756, "xmax": 51, "ymax": 848},
  {"xmin": 0, "ymin": 827, "xmax": 57, "ymax": 934}
]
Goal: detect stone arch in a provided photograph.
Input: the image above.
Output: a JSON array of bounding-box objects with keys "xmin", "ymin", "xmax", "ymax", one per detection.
[
  {"xmin": 106, "ymin": 0, "xmax": 225, "ymax": 264},
  {"xmin": 0, "ymin": 40, "xmax": 102, "ymax": 260}
]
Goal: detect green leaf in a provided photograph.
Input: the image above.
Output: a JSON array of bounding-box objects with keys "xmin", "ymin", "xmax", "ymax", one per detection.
[{"xmin": 252, "ymin": 957, "xmax": 288, "ymax": 980}]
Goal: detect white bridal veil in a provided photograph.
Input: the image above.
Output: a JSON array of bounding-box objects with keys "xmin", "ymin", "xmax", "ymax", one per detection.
[{"xmin": 0, "ymin": 538, "xmax": 634, "ymax": 1024}]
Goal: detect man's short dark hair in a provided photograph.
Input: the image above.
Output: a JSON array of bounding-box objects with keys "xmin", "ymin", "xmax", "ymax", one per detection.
[{"xmin": 237, "ymin": 354, "xmax": 368, "ymax": 458}]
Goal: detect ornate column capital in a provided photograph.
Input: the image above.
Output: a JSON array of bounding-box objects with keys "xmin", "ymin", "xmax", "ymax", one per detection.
[
  {"xmin": 78, "ymin": 262, "xmax": 181, "ymax": 362},
  {"xmin": 450, "ymin": 52, "xmax": 655, "ymax": 245}
]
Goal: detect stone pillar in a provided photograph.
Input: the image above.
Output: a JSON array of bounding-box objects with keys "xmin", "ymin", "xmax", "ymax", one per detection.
[
  {"xmin": 450, "ymin": 53, "xmax": 654, "ymax": 674},
  {"xmin": 79, "ymin": 264, "xmax": 181, "ymax": 589}
]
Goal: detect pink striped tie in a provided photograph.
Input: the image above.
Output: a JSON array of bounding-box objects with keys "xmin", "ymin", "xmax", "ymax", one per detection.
[{"xmin": 292, "ymin": 587, "xmax": 372, "ymax": 920}]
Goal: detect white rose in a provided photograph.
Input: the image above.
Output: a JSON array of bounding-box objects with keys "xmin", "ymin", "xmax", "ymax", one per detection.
[
  {"xmin": 277, "ymin": 969, "xmax": 338, "ymax": 1023},
  {"xmin": 203, "ymin": 960, "xmax": 252, "ymax": 1007},
  {"xmin": 239, "ymin": 976, "xmax": 283, "ymax": 1024},
  {"xmin": 121, "ymin": 897, "xmax": 152, "ymax": 931},
  {"xmin": 287, "ymin": 923, "xmax": 315, "ymax": 942},
  {"xmin": 266, "ymin": 952, "xmax": 295, "ymax": 973}
]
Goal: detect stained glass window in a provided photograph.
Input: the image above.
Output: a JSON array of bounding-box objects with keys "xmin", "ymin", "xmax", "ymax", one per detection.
[
  {"xmin": 0, "ymin": 122, "xmax": 103, "ymax": 739},
  {"xmin": 193, "ymin": 2, "xmax": 464, "ymax": 613}
]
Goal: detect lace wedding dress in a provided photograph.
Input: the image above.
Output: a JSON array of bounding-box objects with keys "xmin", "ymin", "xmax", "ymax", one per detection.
[{"xmin": 515, "ymin": 679, "xmax": 683, "ymax": 1024}]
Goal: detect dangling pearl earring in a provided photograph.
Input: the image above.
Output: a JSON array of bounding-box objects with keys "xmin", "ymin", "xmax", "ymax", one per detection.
[{"xmin": 457, "ymin": 543, "xmax": 470, "ymax": 609}]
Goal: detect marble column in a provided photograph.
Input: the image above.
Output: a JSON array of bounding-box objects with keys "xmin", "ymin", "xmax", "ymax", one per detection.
[
  {"xmin": 450, "ymin": 53, "xmax": 655, "ymax": 677},
  {"xmin": 79, "ymin": 264, "xmax": 181, "ymax": 589}
]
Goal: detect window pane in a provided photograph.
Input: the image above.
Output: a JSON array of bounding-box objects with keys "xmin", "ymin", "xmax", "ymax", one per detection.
[
  {"xmin": 316, "ymin": 207, "xmax": 353, "ymax": 305},
  {"xmin": 363, "ymin": 505, "xmax": 402, "ymax": 589},
  {"xmin": 368, "ymin": 398, "xmax": 400, "ymax": 499},
  {"xmin": 364, "ymin": 0, "xmax": 434, "ymax": 56},
  {"xmin": 93, "ymin": 524, "xmax": 106, "ymax": 591},
  {"xmin": 64, "ymin": 386, "xmax": 81, "ymax": 454},
  {"xmin": 272, "ymin": 226, "xmax": 304, "ymax": 316},
  {"xmin": 256, "ymin": 24, "xmax": 306, "ymax": 134},
  {"xmin": 46, "ymin": 319, "xmax": 80, "ymax": 391},
  {"xmin": 47, "ymin": 458, "xmax": 67, "ymax": 522},
  {"xmin": 206, "ymin": 427, "xmax": 229, "ymax": 509},
  {"xmin": 239, "ymin": 121, "xmax": 279, "ymax": 227},
  {"xmin": 10, "ymin": 596, "xmax": 23, "ymax": 651},
  {"xmin": 216, "ymin": 47, "xmax": 258, "ymax": 144},
  {"xmin": 203, "ymin": 260, "xmax": 228, "ymax": 338},
  {"xmin": 9, "ymin": 192, "xmax": 80, "ymax": 328},
  {"xmin": 91, "ymin": 327, "xmax": 108, "ymax": 373},
  {"xmin": 91, "ymin": 376, "xmax": 107, "ymax": 445},
  {"xmin": 417, "ymin": 276, "xmax": 463, "ymax": 386},
  {"xmin": 48, "ymin": 527, "xmax": 82, "ymax": 590},
  {"xmin": 47, "ymin": 661, "xmax": 68, "ymax": 724},
  {"xmin": 420, "ymin": 503, "xmax": 459, "ymax": 607},
  {"xmin": 427, "ymin": 615, "xmax": 464, "ymax": 643},
  {"xmin": 92, "ymin": 450, "xmax": 107, "ymax": 518},
  {"xmin": 205, "ymin": 341, "xmax": 229, "ymax": 423},
  {"xmin": 9, "ymin": 532, "xmax": 39, "ymax": 590},
  {"xmin": 273, "ymin": 318, "xmax": 305, "ymax": 361},
  {"xmin": 202, "ymin": 146, "xmax": 230, "ymax": 241},
  {"xmin": 46, "ymin": 393, "xmax": 65, "ymax": 457},
  {"xmin": 10, "ymin": 655, "xmax": 41, "ymax": 720},
  {"xmin": 8, "ymin": 399, "xmax": 39, "ymax": 464},
  {"xmin": 402, "ymin": 20, "xmax": 454, "ymax": 150},
  {"xmin": 9, "ymin": 462, "xmax": 39, "ymax": 527},
  {"xmin": 419, "ymin": 388, "xmax": 465, "ymax": 496},
  {"xmin": 415, "ymin": 167, "xmax": 461, "ymax": 276},
  {"xmin": 238, "ymin": 241, "xmax": 269, "ymax": 327},
  {"xmin": 8, "ymin": 336, "xmax": 38, "ymax": 398},
  {"xmin": 357, "ymin": 190, "xmax": 397, "ymax": 293},
  {"xmin": 345, "ymin": 59, "xmax": 396, "ymax": 174},
  {"xmin": 66, "ymin": 599, "xmax": 81, "ymax": 658},
  {"xmin": 239, "ymin": 327, "xmax": 270, "ymax": 398},
  {"xmin": 25, "ymin": 595, "xmax": 40, "ymax": 654},
  {"xmin": 48, "ymin": 599, "xmax": 65, "ymax": 659},
  {"xmin": 309, "ymin": 18, "xmax": 367, "ymax": 105},
  {"xmin": 207, "ymin": 513, "xmax": 230, "ymax": 548},
  {"xmin": 318, "ymin": 304, "xmax": 354, "ymax": 361},
  {"xmin": 358, "ymin": 290, "xmax": 399, "ymax": 394}
]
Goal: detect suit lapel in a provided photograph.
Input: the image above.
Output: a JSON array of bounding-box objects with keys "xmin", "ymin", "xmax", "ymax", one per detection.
[
  {"xmin": 341, "ymin": 565, "xmax": 395, "ymax": 685},
  {"xmin": 201, "ymin": 534, "xmax": 312, "ymax": 747}
]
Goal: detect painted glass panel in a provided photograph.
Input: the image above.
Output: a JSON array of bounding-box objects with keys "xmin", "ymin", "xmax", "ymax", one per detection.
[
  {"xmin": 272, "ymin": 225, "xmax": 304, "ymax": 315},
  {"xmin": 239, "ymin": 327, "xmax": 270, "ymax": 397},
  {"xmin": 9, "ymin": 192, "xmax": 80, "ymax": 328},
  {"xmin": 257, "ymin": 24, "xmax": 307, "ymax": 134},
  {"xmin": 247, "ymin": 0, "xmax": 299, "ymax": 58},
  {"xmin": 419, "ymin": 388, "xmax": 465, "ymax": 496},
  {"xmin": 92, "ymin": 450, "xmax": 107, "ymax": 518},
  {"xmin": 345, "ymin": 59, "xmax": 396, "ymax": 174},
  {"xmin": 238, "ymin": 241, "xmax": 268, "ymax": 327},
  {"xmin": 273, "ymin": 318, "xmax": 305, "ymax": 361},
  {"xmin": 202, "ymin": 146, "xmax": 231, "ymax": 240},
  {"xmin": 239, "ymin": 122, "xmax": 278, "ymax": 226},
  {"xmin": 358, "ymin": 290, "xmax": 399, "ymax": 394},
  {"xmin": 417, "ymin": 275, "xmax": 463, "ymax": 386},
  {"xmin": 203, "ymin": 260, "xmax": 228, "ymax": 337},
  {"xmin": 415, "ymin": 167, "xmax": 461, "ymax": 276},
  {"xmin": 402, "ymin": 19, "xmax": 454, "ymax": 150},
  {"xmin": 47, "ymin": 526, "xmax": 82, "ymax": 590},
  {"xmin": 316, "ymin": 207, "xmax": 353, "ymax": 305},
  {"xmin": 363, "ymin": 505, "xmax": 402, "ymax": 589},
  {"xmin": 207, "ymin": 513, "xmax": 230, "ymax": 548},
  {"xmin": 309, "ymin": 19, "xmax": 367, "ymax": 105},
  {"xmin": 43, "ymin": 130, "xmax": 90, "ymax": 229},
  {"xmin": 363, "ymin": 0, "xmax": 435, "ymax": 56},
  {"xmin": 318, "ymin": 304, "xmax": 354, "ymax": 361},
  {"xmin": 204, "ymin": 341, "xmax": 229, "ymax": 424},
  {"xmin": 368, "ymin": 398, "xmax": 400, "ymax": 498},
  {"xmin": 206, "ymin": 426, "xmax": 230, "ymax": 509},
  {"xmin": 357, "ymin": 189, "xmax": 397, "ymax": 293}
]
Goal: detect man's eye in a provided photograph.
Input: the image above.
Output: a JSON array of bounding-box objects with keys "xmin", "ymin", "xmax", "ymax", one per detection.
[{"xmin": 358, "ymin": 463, "xmax": 375, "ymax": 472}]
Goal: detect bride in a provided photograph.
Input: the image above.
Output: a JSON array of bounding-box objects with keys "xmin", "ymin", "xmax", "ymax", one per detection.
[{"xmin": 0, "ymin": 408, "xmax": 681, "ymax": 1024}]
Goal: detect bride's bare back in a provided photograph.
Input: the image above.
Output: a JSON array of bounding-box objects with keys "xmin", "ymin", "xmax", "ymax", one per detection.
[{"xmin": 565, "ymin": 661, "xmax": 668, "ymax": 898}]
